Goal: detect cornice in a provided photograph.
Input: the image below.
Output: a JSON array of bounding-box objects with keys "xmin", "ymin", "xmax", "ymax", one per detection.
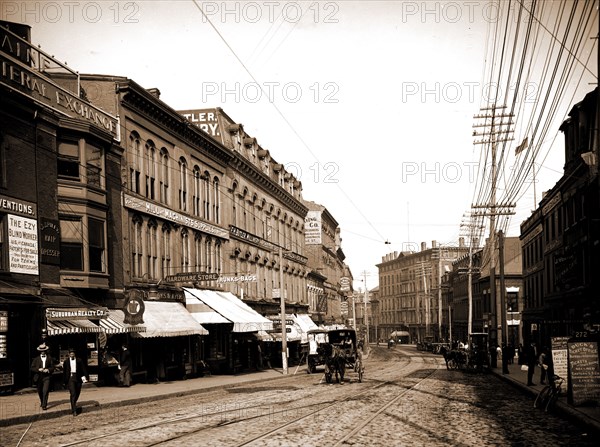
[
  {"xmin": 231, "ymin": 152, "xmax": 308, "ymax": 217},
  {"xmin": 116, "ymin": 81, "xmax": 233, "ymax": 166}
]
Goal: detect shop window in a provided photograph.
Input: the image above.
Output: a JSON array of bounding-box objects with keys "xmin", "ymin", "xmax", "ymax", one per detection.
[
  {"xmin": 58, "ymin": 141, "xmax": 80, "ymax": 180},
  {"xmin": 88, "ymin": 218, "xmax": 105, "ymax": 272},
  {"xmin": 60, "ymin": 218, "xmax": 83, "ymax": 270}
]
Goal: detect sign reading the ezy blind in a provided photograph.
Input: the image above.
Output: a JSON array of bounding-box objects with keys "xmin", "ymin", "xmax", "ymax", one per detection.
[
  {"xmin": 567, "ymin": 340, "xmax": 600, "ymax": 406},
  {"xmin": 8, "ymin": 215, "xmax": 38, "ymax": 275}
]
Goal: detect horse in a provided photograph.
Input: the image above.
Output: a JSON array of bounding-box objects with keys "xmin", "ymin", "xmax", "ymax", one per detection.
[{"xmin": 321, "ymin": 343, "xmax": 346, "ymax": 384}]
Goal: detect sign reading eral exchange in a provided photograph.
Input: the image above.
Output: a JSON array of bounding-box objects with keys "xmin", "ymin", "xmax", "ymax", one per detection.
[
  {"xmin": 46, "ymin": 307, "xmax": 109, "ymax": 321},
  {"xmin": 0, "ymin": 28, "xmax": 120, "ymax": 141},
  {"xmin": 124, "ymin": 194, "xmax": 229, "ymax": 239}
]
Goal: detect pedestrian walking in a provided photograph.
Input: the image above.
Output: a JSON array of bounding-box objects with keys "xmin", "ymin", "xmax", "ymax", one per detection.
[
  {"xmin": 118, "ymin": 344, "xmax": 132, "ymax": 387},
  {"xmin": 526, "ymin": 342, "xmax": 537, "ymax": 386},
  {"xmin": 539, "ymin": 346, "xmax": 549, "ymax": 385},
  {"xmin": 30, "ymin": 343, "xmax": 55, "ymax": 410},
  {"xmin": 62, "ymin": 348, "xmax": 88, "ymax": 416},
  {"xmin": 501, "ymin": 343, "xmax": 510, "ymax": 374},
  {"xmin": 517, "ymin": 343, "xmax": 524, "ymax": 365}
]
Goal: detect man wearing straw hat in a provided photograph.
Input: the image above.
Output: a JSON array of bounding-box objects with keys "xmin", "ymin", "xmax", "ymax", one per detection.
[{"xmin": 30, "ymin": 343, "xmax": 55, "ymax": 410}]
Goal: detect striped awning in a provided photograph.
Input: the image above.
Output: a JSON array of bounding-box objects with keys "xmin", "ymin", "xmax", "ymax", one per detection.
[
  {"xmin": 132, "ymin": 301, "xmax": 209, "ymax": 338},
  {"xmin": 46, "ymin": 318, "xmax": 103, "ymax": 336},
  {"xmin": 99, "ymin": 310, "xmax": 146, "ymax": 334}
]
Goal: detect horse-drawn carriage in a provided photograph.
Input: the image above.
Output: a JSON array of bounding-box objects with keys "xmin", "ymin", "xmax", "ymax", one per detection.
[
  {"xmin": 307, "ymin": 328, "xmax": 364, "ymax": 383},
  {"xmin": 444, "ymin": 332, "xmax": 490, "ymax": 372}
]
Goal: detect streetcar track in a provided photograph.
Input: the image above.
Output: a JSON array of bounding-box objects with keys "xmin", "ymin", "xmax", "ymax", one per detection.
[{"xmin": 52, "ymin": 350, "xmax": 428, "ymax": 447}]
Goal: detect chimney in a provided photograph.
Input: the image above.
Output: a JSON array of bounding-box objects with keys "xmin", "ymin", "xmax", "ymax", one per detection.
[
  {"xmin": 421, "ymin": 242, "xmax": 427, "ymax": 251},
  {"xmin": 459, "ymin": 237, "xmax": 465, "ymax": 248},
  {"xmin": 146, "ymin": 88, "xmax": 161, "ymax": 98},
  {"xmin": 432, "ymin": 240, "xmax": 437, "ymax": 249},
  {"xmin": 473, "ymin": 237, "xmax": 480, "ymax": 248}
]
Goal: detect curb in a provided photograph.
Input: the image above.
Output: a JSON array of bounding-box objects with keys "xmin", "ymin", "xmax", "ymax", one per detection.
[
  {"xmin": 0, "ymin": 370, "xmax": 293, "ymax": 427},
  {"xmin": 493, "ymin": 369, "xmax": 600, "ymax": 435}
]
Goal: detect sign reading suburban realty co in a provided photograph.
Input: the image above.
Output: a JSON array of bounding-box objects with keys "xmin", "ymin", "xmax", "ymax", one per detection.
[{"xmin": 46, "ymin": 307, "xmax": 109, "ymax": 320}]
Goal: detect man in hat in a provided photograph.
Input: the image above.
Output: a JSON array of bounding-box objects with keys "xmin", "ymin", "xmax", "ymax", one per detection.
[
  {"xmin": 62, "ymin": 348, "xmax": 88, "ymax": 416},
  {"xmin": 30, "ymin": 343, "xmax": 55, "ymax": 410}
]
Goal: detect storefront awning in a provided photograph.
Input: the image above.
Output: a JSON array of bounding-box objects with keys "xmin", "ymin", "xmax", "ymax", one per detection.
[
  {"xmin": 183, "ymin": 288, "xmax": 273, "ymax": 333},
  {"xmin": 131, "ymin": 301, "xmax": 208, "ymax": 338},
  {"xmin": 294, "ymin": 314, "xmax": 318, "ymax": 343},
  {"xmin": 268, "ymin": 314, "xmax": 303, "ymax": 342},
  {"xmin": 46, "ymin": 318, "xmax": 103, "ymax": 336},
  {"xmin": 184, "ymin": 290, "xmax": 231, "ymax": 324},
  {"xmin": 100, "ymin": 310, "xmax": 146, "ymax": 334}
]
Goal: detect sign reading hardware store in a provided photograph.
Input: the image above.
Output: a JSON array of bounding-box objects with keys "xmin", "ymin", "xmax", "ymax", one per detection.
[
  {"xmin": 124, "ymin": 194, "xmax": 229, "ymax": 239},
  {"xmin": 0, "ymin": 29, "xmax": 119, "ymax": 140},
  {"xmin": 164, "ymin": 272, "xmax": 219, "ymax": 283},
  {"xmin": 46, "ymin": 307, "xmax": 109, "ymax": 320}
]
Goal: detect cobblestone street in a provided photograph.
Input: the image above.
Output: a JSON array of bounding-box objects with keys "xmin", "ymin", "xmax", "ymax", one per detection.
[{"xmin": 3, "ymin": 346, "xmax": 597, "ymax": 446}]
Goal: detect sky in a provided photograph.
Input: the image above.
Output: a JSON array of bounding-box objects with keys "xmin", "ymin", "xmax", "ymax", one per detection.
[{"xmin": 4, "ymin": 1, "xmax": 597, "ymax": 290}]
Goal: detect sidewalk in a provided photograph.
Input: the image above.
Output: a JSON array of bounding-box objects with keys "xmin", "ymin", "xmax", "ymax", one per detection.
[
  {"xmin": 0, "ymin": 366, "xmax": 300, "ymax": 427},
  {"xmin": 491, "ymin": 361, "xmax": 600, "ymax": 434}
]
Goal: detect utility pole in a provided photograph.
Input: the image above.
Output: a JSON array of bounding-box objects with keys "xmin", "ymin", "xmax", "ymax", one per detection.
[
  {"xmin": 437, "ymin": 247, "xmax": 442, "ymax": 342},
  {"xmin": 278, "ymin": 245, "xmax": 288, "ymax": 375},
  {"xmin": 362, "ymin": 271, "xmax": 369, "ymax": 351},
  {"xmin": 473, "ymin": 104, "xmax": 515, "ymax": 368},
  {"xmin": 461, "ymin": 212, "xmax": 484, "ymax": 338}
]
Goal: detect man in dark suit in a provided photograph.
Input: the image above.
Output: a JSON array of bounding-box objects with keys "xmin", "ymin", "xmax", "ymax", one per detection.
[
  {"xmin": 30, "ymin": 343, "xmax": 55, "ymax": 410},
  {"xmin": 118, "ymin": 344, "xmax": 132, "ymax": 387},
  {"xmin": 63, "ymin": 348, "xmax": 88, "ymax": 416}
]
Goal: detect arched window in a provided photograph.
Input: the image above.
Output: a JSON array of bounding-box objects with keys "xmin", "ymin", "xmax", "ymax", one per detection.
[
  {"xmin": 159, "ymin": 148, "xmax": 169, "ymax": 205},
  {"xmin": 145, "ymin": 141, "xmax": 156, "ymax": 200},
  {"xmin": 203, "ymin": 171, "xmax": 210, "ymax": 220},
  {"xmin": 147, "ymin": 219, "xmax": 158, "ymax": 279},
  {"xmin": 193, "ymin": 166, "xmax": 201, "ymax": 216},
  {"xmin": 181, "ymin": 228, "xmax": 190, "ymax": 273},
  {"xmin": 179, "ymin": 157, "xmax": 188, "ymax": 211},
  {"xmin": 129, "ymin": 132, "xmax": 141, "ymax": 194},
  {"xmin": 161, "ymin": 224, "xmax": 172, "ymax": 277},
  {"xmin": 205, "ymin": 238, "xmax": 212, "ymax": 272},
  {"xmin": 132, "ymin": 215, "xmax": 143, "ymax": 278},
  {"xmin": 194, "ymin": 232, "xmax": 203, "ymax": 270},
  {"xmin": 215, "ymin": 241, "xmax": 222, "ymax": 273},
  {"xmin": 231, "ymin": 181, "xmax": 238, "ymax": 226},
  {"xmin": 212, "ymin": 177, "xmax": 220, "ymax": 224}
]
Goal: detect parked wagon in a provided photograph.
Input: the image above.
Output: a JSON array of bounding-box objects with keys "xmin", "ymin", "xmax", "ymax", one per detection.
[{"xmin": 307, "ymin": 328, "xmax": 364, "ymax": 383}]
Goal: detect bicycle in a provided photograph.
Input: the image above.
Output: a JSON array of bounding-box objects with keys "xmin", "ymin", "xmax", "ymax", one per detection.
[{"xmin": 534, "ymin": 374, "xmax": 564, "ymax": 412}]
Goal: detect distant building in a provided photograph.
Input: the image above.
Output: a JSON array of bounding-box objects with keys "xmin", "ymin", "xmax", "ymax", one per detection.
[
  {"xmin": 520, "ymin": 88, "xmax": 599, "ymax": 345},
  {"xmin": 377, "ymin": 241, "xmax": 469, "ymax": 342}
]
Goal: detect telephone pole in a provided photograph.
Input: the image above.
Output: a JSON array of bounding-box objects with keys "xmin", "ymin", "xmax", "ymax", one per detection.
[{"xmin": 473, "ymin": 104, "xmax": 515, "ymax": 368}]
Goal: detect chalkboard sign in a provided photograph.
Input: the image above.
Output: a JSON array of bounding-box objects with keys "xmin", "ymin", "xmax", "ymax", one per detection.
[{"xmin": 567, "ymin": 340, "xmax": 600, "ymax": 406}]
